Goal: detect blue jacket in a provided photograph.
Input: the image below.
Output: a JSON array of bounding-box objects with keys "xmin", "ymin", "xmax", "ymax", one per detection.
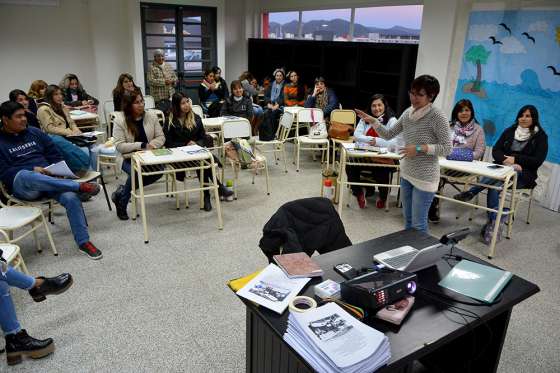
[
  {"xmin": 0, "ymin": 126, "xmax": 63, "ymax": 192},
  {"xmin": 304, "ymin": 89, "xmax": 339, "ymax": 117}
]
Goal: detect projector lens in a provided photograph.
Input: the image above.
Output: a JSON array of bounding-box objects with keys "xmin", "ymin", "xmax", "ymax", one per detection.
[{"xmin": 406, "ymin": 281, "xmax": 417, "ymax": 294}]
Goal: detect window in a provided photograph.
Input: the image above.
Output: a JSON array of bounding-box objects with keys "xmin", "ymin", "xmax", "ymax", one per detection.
[
  {"xmin": 141, "ymin": 3, "xmax": 217, "ymax": 97},
  {"xmin": 263, "ymin": 6, "xmax": 422, "ymax": 44}
]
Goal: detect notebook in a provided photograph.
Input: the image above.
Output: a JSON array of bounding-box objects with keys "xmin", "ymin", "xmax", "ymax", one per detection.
[
  {"xmin": 273, "ymin": 252, "xmax": 324, "ymax": 279},
  {"xmin": 438, "ymin": 259, "xmax": 513, "ymax": 303},
  {"xmin": 373, "ymin": 243, "xmax": 447, "ymax": 272},
  {"xmin": 151, "ymin": 148, "xmax": 173, "ymax": 156}
]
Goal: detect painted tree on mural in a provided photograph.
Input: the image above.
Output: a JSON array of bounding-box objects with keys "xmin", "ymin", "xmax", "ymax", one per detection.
[{"xmin": 465, "ymin": 44, "xmax": 491, "ymax": 92}]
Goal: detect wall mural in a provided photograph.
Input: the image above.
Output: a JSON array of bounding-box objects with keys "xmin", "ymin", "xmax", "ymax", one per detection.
[{"xmin": 454, "ymin": 10, "xmax": 560, "ymax": 163}]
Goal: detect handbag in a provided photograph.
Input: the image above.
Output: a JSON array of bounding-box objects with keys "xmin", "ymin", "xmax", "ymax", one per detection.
[
  {"xmin": 65, "ymin": 135, "xmax": 97, "ymax": 148},
  {"xmin": 328, "ymin": 121, "xmax": 354, "ymax": 140},
  {"xmin": 307, "ymin": 110, "xmax": 328, "ymax": 139},
  {"xmin": 446, "ymin": 147, "xmax": 474, "ymax": 162}
]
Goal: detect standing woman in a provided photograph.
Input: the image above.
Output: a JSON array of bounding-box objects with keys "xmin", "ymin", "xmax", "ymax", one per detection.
[
  {"xmin": 356, "ymin": 75, "xmax": 452, "ymax": 233},
  {"xmin": 112, "ymin": 90, "xmax": 165, "ymax": 220},
  {"xmin": 112, "ymin": 73, "xmax": 140, "ymax": 111},
  {"xmin": 348, "ymin": 94, "xmax": 403, "ymax": 209},
  {"xmin": 283, "ymin": 70, "xmax": 306, "ymax": 107},
  {"xmin": 164, "ymin": 92, "xmax": 233, "ymax": 211}
]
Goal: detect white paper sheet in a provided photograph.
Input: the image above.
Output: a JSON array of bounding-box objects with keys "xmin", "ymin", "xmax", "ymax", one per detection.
[
  {"xmin": 236, "ymin": 264, "xmax": 310, "ymax": 314},
  {"xmin": 45, "ymin": 161, "xmax": 78, "ymax": 179}
]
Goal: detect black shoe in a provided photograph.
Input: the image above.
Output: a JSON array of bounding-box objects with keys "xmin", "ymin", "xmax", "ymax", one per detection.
[
  {"xmin": 5, "ymin": 330, "xmax": 54, "ymax": 365},
  {"xmin": 218, "ymin": 184, "xmax": 234, "ymax": 198},
  {"xmin": 203, "ymin": 193, "xmax": 212, "ymax": 211},
  {"xmin": 365, "ymin": 187, "xmax": 375, "ymax": 198},
  {"xmin": 28, "ymin": 273, "xmax": 73, "ymax": 302},
  {"xmin": 454, "ymin": 191, "xmax": 475, "ymax": 202}
]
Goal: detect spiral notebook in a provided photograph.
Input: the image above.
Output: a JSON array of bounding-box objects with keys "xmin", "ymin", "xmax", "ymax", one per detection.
[{"xmin": 438, "ymin": 260, "xmax": 513, "ymax": 303}]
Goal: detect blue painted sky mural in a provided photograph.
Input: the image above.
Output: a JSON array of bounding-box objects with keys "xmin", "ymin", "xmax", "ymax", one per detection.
[{"xmin": 454, "ymin": 10, "xmax": 560, "ymax": 163}]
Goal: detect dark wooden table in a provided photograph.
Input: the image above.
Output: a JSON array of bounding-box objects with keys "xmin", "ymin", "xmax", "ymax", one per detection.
[{"xmin": 238, "ymin": 229, "xmax": 540, "ymax": 373}]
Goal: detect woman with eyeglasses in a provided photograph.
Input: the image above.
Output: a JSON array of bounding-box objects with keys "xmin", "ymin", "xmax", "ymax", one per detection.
[
  {"xmin": 356, "ymin": 75, "xmax": 452, "ymax": 233},
  {"xmin": 164, "ymin": 92, "xmax": 233, "ymax": 211}
]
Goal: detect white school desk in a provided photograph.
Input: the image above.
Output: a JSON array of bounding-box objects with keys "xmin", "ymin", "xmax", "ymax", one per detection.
[
  {"xmin": 130, "ymin": 147, "xmax": 223, "ymax": 243},
  {"xmin": 437, "ymin": 158, "xmax": 517, "ymax": 258},
  {"xmin": 337, "ymin": 143, "xmax": 403, "ymax": 215},
  {"xmin": 69, "ymin": 110, "xmax": 99, "ymax": 131}
]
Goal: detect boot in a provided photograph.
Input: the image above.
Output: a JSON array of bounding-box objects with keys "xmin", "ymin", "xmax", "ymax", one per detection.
[
  {"xmin": 29, "ymin": 273, "xmax": 73, "ymax": 302},
  {"xmin": 218, "ymin": 183, "xmax": 234, "ymax": 199},
  {"xmin": 203, "ymin": 191, "xmax": 212, "ymax": 211},
  {"xmin": 5, "ymin": 330, "xmax": 54, "ymax": 365},
  {"xmin": 428, "ymin": 198, "xmax": 440, "ymax": 223},
  {"xmin": 111, "ymin": 185, "xmax": 129, "ymax": 220}
]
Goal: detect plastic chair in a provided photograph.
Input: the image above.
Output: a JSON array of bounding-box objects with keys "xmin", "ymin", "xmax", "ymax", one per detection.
[
  {"xmin": 0, "ymin": 196, "xmax": 58, "ymax": 256},
  {"xmin": 294, "ymin": 108, "xmax": 329, "ymax": 172},
  {"xmin": 222, "ymin": 118, "xmax": 270, "ymax": 198},
  {"xmin": 144, "ymin": 95, "xmax": 156, "ymax": 109},
  {"xmin": 192, "ymin": 105, "xmax": 204, "ymax": 119},
  {"xmin": 329, "ymin": 109, "xmax": 357, "ymax": 168},
  {"xmin": 1, "ymin": 244, "xmax": 29, "ymax": 274},
  {"xmin": 253, "ymin": 111, "xmax": 294, "ymax": 173}
]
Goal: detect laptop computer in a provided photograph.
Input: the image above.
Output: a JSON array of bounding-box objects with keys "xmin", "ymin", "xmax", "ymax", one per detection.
[{"xmin": 373, "ymin": 243, "xmax": 448, "ymax": 272}]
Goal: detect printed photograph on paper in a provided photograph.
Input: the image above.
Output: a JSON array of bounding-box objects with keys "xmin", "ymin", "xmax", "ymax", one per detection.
[
  {"xmin": 248, "ymin": 280, "xmax": 291, "ymax": 302},
  {"xmin": 308, "ymin": 313, "xmax": 353, "ymax": 342}
]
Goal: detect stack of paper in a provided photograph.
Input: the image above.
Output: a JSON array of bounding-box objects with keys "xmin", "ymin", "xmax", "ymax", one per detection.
[
  {"xmin": 284, "ymin": 302, "xmax": 391, "ymax": 373},
  {"xmin": 236, "ymin": 264, "xmax": 310, "ymax": 314}
]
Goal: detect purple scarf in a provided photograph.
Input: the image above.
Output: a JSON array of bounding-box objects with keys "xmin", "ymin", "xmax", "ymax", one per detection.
[{"xmin": 452, "ymin": 120, "xmax": 475, "ymax": 147}]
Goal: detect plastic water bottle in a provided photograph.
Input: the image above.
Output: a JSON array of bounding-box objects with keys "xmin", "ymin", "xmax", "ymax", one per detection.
[
  {"xmin": 225, "ymin": 179, "xmax": 234, "ymax": 201},
  {"xmin": 323, "ymin": 179, "xmax": 335, "ymax": 202}
]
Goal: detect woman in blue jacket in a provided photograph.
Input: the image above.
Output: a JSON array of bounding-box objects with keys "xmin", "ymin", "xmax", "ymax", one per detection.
[{"xmin": 304, "ymin": 77, "xmax": 339, "ymax": 119}]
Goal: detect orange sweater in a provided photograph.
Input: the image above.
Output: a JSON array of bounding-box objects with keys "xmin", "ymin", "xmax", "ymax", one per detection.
[{"xmin": 283, "ymin": 84, "xmax": 305, "ymax": 106}]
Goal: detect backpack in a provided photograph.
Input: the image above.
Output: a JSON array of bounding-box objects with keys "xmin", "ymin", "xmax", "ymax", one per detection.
[
  {"xmin": 49, "ymin": 135, "xmax": 90, "ymax": 173},
  {"xmin": 259, "ymin": 109, "xmax": 281, "ymax": 141}
]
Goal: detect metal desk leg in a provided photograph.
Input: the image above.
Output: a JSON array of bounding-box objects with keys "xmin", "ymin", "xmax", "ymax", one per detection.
[
  {"xmin": 506, "ymin": 172, "xmax": 517, "ymax": 239},
  {"xmin": 131, "ymin": 159, "xmax": 137, "ymax": 220},
  {"xmin": 136, "ymin": 164, "xmax": 149, "ymax": 243},
  {"xmin": 488, "ymin": 173, "xmax": 512, "ymax": 258},
  {"xmin": 337, "ymin": 150, "xmax": 346, "ymax": 215},
  {"xmin": 210, "ymin": 160, "xmax": 224, "ymax": 230}
]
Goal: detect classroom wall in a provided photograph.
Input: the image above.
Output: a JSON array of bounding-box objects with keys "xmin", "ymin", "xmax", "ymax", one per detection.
[{"xmin": 0, "ymin": 0, "xmax": 99, "ymax": 100}]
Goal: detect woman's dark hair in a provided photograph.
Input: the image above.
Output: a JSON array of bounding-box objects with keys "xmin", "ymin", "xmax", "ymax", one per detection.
[
  {"xmin": 44, "ymin": 84, "xmax": 66, "ymax": 118},
  {"xmin": 314, "ymin": 77, "xmax": 327, "ymax": 86},
  {"xmin": 122, "ymin": 89, "xmax": 144, "ymax": 137},
  {"xmin": 451, "ymin": 99, "xmax": 476, "ymax": 124},
  {"xmin": 0, "ymin": 101, "xmax": 24, "ymax": 120},
  {"xmin": 113, "ymin": 73, "xmax": 138, "ymax": 96},
  {"xmin": 203, "ymin": 69, "xmax": 214, "ymax": 79},
  {"xmin": 211, "ymin": 66, "xmax": 222, "ymax": 75},
  {"xmin": 515, "ymin": 104, "xmax": 540, "ymax": 133},
  {"xmin": 367, "ymin": 94, "xmax": 395, "ymax": 125},
  {"xmin": 170, "ymin": 92, "xmax": 196, "ymax": 129},
  {"xmin": 410, "ymin": 74, "xmax": 440, "ymax": 103},
  {"xmin": 9, "ymin": 89, "xmax": 28, "ymax": 102},
  {"xmin": 171, "ymin": 92, "xmax": 187, "ymax": 119},
  {"xmin": 230, "ymin": 80, "xmax": 243, "ymax": 94},
  {"xmin": 239, "ymin": 71, "xmax": 254, "ymax": 82}
]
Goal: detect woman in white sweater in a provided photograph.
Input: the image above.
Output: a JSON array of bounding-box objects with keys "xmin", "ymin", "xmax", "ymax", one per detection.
[
  {"xmin": 356, "ymin": 75, "xmax": 452, "ymax": 233},
  {"xmin": 112, "ymin": 89, "xmax": 165, "ymax": 220},
  {"xmin": 347, "ymin": 94, "xmax": 404, "ymax": 209}
]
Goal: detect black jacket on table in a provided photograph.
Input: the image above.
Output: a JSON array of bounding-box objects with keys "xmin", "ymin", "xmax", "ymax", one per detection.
[
  {"xmin": 163, "ymin": 113, "xmax": 206, "ymax": 148},
  {"xmin": 63, "ymin": 88, "xmax": 99, "ymax": 107},
  {"xmin": 492, "ymin": 124, "xmax": 548, "ymax": 188},
  {"xmin": 259, "ymin": 197, "xmax": 352, "ymax": 262}
]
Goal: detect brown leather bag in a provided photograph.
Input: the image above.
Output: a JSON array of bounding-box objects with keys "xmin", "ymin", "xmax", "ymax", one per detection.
[{"xmin": 328, "ymin": 121, "xmax": 354, "ymax": 140}]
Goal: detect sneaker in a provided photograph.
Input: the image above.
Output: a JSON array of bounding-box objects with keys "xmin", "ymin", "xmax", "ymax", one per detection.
[
  {"xmin": 376, "ymin": 199, "xmax": 386, "ymax": 209},
  {"xmin": 79, "ymin": 182, "xmax": 100, "ymax": 197},
  {"xmin": 79, "ymin": 242, "xmax": 103, "ymax": 260},
  {"xmin": 356, "ymin": 191, "xmax": 366, "ymax": 209},
  {"xmin": 453, "ymin": 191, "xmax": 475, "ymax": 202}
]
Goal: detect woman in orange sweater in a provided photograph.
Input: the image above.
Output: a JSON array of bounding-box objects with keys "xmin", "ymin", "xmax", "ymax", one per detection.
[{"xmin": 283, "ymin": 70, "xmax": 306, "ymax": 107}]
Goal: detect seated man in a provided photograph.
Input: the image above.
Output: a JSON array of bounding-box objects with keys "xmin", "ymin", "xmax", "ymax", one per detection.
[
  {"xmin": 0, "ymin": 101, "xmax": 102, "ymax": 259},
  {"xmin": 1, "ymin": 252, "xmax": 73, "ymax": 365}
]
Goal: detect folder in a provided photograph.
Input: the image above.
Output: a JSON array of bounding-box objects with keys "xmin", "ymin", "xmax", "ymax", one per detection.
[{"xmin": 438, "ymin": 259, "xmax": 513, "ymax": 303}]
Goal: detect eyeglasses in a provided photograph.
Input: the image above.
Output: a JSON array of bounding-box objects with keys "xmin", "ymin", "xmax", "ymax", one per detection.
[{"xmin": 408, "ymin": 90, "xmax": 426, "ymax": 98}]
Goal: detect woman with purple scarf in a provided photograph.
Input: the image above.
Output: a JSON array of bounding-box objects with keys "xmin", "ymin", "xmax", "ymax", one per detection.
[{"xmin": 429, "ymin": 99, "xmax": 485, "ymax": 222}]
